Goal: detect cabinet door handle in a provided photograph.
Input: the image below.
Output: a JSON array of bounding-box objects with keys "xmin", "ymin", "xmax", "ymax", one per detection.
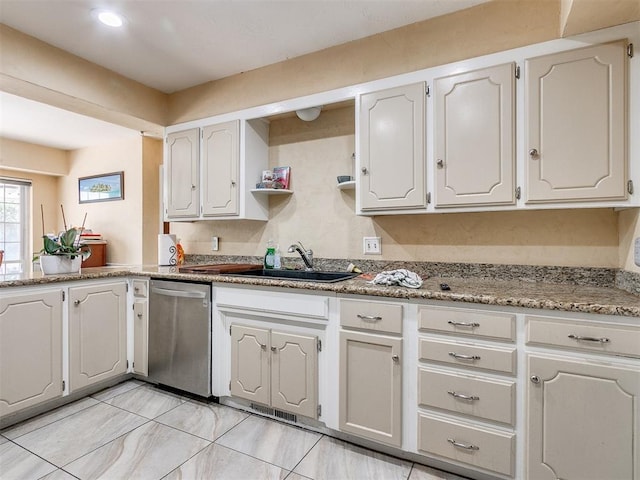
[
  {"xmin": 231, "ymin": 181, "xmax": 236, "ymax": 187},
  {"xmin": 261, "ymin": 344, "xmax": 267, "ymax": 350},
  {"xmin": 357, "ymin": 314, "xmax": 382, "ymax": 321},
  {"xmin": 74, "ymin": 300, "xmax": 80, "ymax": 306},
  {"xmin": 447, "ymin": 438, "xmax": 479, "ymax": 451},
  {"xmin": 134, "ymin": 287, "xmax": 140, "ymax": 293},
  {"xmin": 448, "ymin": 352, "xmax": 481, "ymax": 361},
  {"xmin": 447, "ymin": 320, "xmax": 480, "ymax": 328},
  {"xmin": 447, "ymin": 391, "xmax": 479, "ymax": 401},
  {"xmin": 529, "ymin": 148, "xmax": 538, "ymax": 158},
  {"xmin": 270, "ymin": 346, "xmax": 277, "ymax": 352},
  {"xmin": 361, "ymin": 167, "xmax": 368, "ymax": 175},
  {"xmin": 568, "ymin": 334, "xmax": 610, "ymax": 343},
  {"xmin": 530, "ymin": 375, "xmax": 541, "ymax": 384},
  {"xmin": 392, "ymin": 354, "xmax": 399, "ymax": 363},
  {"xmin": 191, "ymin": 184, "xmax": 196, "ymax": 190},
  {"xmin": 436, "ymin": 159, "xmax": 444, "ymax": 169},
  {"xmin": 137, "ymin": 313, "xmax": 143, "ymax": 319}
]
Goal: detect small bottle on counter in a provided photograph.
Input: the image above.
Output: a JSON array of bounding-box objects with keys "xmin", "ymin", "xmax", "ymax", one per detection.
[{"xmin": 264, "ymin": 240, "xmax": 276, "ymax": 269}]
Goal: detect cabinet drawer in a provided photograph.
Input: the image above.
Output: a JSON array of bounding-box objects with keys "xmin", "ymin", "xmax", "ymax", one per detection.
[
  {"xmin": 419, "ymin": 305, "xmax": 515, "ymax": 341},
  {"xmin": 418, "ymin": 413, "xmax": 515, "ymax": 476},
  {"xmin": 132, "ymin": 280, "xmax": 148, "ymax": 298},
  {"xmin": 340, "ymin": 298, "xmax": 402, "ymax": 334},
  {"xmin": 419, "ymin": 338, "xmax": 516, "ymax": 374},
  {"xmin": 526, "ymin": 315, "xmax": 640, "ymax": 358},
  {"xmin": 418, "ymin": 368, "xmax": 515, "ymax": 425}
]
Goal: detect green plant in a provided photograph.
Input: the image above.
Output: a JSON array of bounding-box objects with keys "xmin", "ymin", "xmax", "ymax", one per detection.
[{"xmin": 34, "ymin": 228, "xmax": 91, "ymax": 261}]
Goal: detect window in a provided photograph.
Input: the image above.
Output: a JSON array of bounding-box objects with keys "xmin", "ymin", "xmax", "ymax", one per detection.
[{"xmin": 0, "ymin": 177, "xmax": 31, "ymax": 274}]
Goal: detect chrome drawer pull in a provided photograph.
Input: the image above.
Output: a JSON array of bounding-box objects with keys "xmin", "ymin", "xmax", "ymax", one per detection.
[
  {"xmin": 447, "ymin": 438, "xmax": 479, "ymax": 451},
  {"xmin": 447, "ymin": 391, "xmax": 479, "ymax": 401},
  {"xmin": 568, "ymin": 334, "xmax": 610, "ymax": 343},
  {"xmin": 357, "ymin": 314, "xmax": 382, "ymax": 322},
  {"xmin": 448, "ymin": 352, "xmax": 481, "ymax": 361},
  {"xmin": 448, "ymin": 321, "xmax": 480, "ymax": 328}
]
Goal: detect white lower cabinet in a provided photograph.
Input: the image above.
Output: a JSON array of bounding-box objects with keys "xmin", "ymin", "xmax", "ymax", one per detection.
[
  {"xmin": 338, "ymin": 297, "xmax": 403, "ymax": 447},
  {"xmin": 0, "ymin": 288, "xmax": 63, "ymax": 417},
  {"xmin": 525, "ymin": 314, "xmax": 640, "ymax": 480},
  {"xmin": 132, "ymin": 279, "xmax": 149, "ymax": 376},
  {"xmin": 230, "ymin": 324, "xmax": 318, "ymax": 418},
  {"xmin": 416, "ymin": 303, "xmax": 517, "ymax": 477},
  {"xmin": 69, "ymin": 281, "xmax": 128, "ymax": 392}
]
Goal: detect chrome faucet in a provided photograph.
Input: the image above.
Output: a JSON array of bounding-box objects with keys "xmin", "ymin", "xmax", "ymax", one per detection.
[{"xmin": 288, "ymin": 241, "xmax": 314, "ymax": 270}]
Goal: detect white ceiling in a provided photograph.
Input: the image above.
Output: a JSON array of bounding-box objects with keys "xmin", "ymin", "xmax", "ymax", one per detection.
[{"xmin": 0, "ymin": 0, "xmax": 489, "ymax": 149}]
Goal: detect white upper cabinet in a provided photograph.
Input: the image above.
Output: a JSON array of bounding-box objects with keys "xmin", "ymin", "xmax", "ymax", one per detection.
[
  {"xmin": 165, "ymin": 128, "xmax": 199, "ymax": 218},
  {"xmin": 164, "ymin": 119, "xmax": 269, "ymax": 221},
  {"xmin": 434, "ymin": 63, "xmax": 516, "ymax": 207},
  {"xmin": 202, "ymin": 120, "xmax": 239, "ymax": 216},
  {"xmin": 525, "ymin": 40, "xmax": 628, "ymax": 203},
  {"xmin": 359, "ymin": 82, "xmax": 426, "ymax": 211}
]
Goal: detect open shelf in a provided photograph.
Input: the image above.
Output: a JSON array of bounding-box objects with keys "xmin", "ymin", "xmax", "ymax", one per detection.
[
  {"xmin": 337, "ymin": 181, "xmax": 355, "ymax": 190},
  {"xmin": 250, "ymin": 189, "xmax": 293, "ymax": 195}
]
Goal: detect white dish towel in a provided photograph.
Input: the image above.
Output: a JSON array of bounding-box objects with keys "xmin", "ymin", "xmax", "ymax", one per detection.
[{"xmin": 371, "ymin": 269, "xmax": 423, "ymax": 289}]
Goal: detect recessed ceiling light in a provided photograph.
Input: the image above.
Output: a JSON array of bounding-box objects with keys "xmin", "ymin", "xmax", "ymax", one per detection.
[{"xmin": 93, "ymin": 9, "xmax": 125, "ymax": 27}]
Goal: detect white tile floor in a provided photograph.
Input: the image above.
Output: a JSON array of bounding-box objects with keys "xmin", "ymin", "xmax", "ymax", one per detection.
[{"xmin": 1, "ymin": 380, "xmax": 468, "ymax": 480}]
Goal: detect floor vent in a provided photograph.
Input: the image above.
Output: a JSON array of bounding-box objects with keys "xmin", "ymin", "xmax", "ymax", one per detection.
[{"xmin": 250, "ymin": 403, "xmax": 297, "ymax": 423}]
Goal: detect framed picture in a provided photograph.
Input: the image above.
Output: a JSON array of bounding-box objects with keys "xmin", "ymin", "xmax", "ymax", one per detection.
[{"xmin": 78, "ymin": 171, "xmax": 124, "ymax": 204}]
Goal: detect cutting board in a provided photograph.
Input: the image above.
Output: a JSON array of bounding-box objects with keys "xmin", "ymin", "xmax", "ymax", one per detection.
[{"xmin": 178, "ymin": 263, "xmax": 263, "ymax": 274}]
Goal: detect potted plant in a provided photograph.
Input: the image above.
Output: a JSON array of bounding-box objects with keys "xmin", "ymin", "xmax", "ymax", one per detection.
[{"xmin": 35, "ymin": 228, "xmax": 91, "ymax": 275}]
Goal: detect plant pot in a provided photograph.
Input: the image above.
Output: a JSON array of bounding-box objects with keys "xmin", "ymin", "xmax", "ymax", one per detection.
[{"xmin": 40, "ymin": 255, "xmax": 82, "ymax": 275}]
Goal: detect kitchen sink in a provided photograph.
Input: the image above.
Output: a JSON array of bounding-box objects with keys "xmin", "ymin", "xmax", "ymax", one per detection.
[{"xmin": 226, "ymin": 269, "xmax": 359, "ymax": 283}]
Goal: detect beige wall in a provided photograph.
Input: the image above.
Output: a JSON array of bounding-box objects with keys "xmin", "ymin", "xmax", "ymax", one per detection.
[
  {"xmin": 0, "ymin": 137, "xmax": 68, "ymax": 176},
  {"xmin": 172, "ymin": 107, "xmax": 623, "ymax": 268},
  {"xmin": 141, "ymin": 137, "xmax": 163, "ymax": 265},
  {"xmin": 619, "ymin": 209, "xmax": 640, "ymax": 273},
  {"xmin": 59, "ymin": 138, "xmax": 144, "ymax": 265}
]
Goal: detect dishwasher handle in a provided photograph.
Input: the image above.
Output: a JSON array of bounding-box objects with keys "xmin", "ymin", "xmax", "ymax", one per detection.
[{"xmin": 151, "ymin": 287, "xmax": 207, "ymax": 299}]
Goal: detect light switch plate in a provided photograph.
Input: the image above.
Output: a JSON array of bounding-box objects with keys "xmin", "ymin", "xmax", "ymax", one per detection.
[
  {"xmin": 635, "ymin": 237, "xmax": 640, "ymax": 267},
  {"xmin": 363, "ymin": 236, "xmax": 381, "ymax": 254},
  {"xmin": 211, "ymin": 236, "xmax": 219, "ymax": 251}
]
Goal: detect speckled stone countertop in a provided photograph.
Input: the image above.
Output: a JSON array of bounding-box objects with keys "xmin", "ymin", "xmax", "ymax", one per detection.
[{"xmin": 2, "ymin": 264, "xmax": 639, "ymax": 318}]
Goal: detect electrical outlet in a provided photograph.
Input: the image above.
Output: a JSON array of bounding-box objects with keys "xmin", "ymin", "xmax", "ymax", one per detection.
[
  {"xmin": 363, "ymin": 236, "xmax": 381, "ymax": 254},
  {"xmin": 211, "ymin": 236, "xmax": 219, "ymax": 251},
  {"xmin": 635, "ymin": 237, "xmax": 640, "ymax": 267}
]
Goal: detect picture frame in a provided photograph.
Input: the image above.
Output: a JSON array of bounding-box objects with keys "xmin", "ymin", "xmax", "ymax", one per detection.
[{"xmin": 78, "ymin": 171, "xmax": 124, "ymax": 204}]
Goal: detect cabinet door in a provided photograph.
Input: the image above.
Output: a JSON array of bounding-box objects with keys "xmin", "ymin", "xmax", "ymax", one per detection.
[
  {"xmin": 271, "ymin": 331, "xmax": 317, "ymax": 418},
  {"xmin": 0, "ymin": 290, "xmax": 62, "ymax": 417},
  {"xmin": 166, "ymin": 128, "xmax": 199, "ymax": 218},
  {"xmin": 359, "ymin": 82, "xmax": 426, "ymax": 211},
  {"xmin": 527, "ymin": 354, "xmax": 640, "ymax": 479},
  {"xmin": 435, "ymin": 63, "xmax": 515, "ymax": 207},
  {"xmin": 339, "ymin": 330, "xmax": 402, "ymax": 446},
  {"xmin": 202, "ymin": 120, "xmax": 239, "ymax": 216},
  {"xmin": 230, "ymin": 325, "xmax": 270, "ymax": 405},
  {"xmin": 133, "ymin": 300, "xmax": 148, "ymax": 376},
  {"xmin": 525, "ymin": 41, "xmax": 627, "ymax": 203},
  {"xmin": 69, "ymin": 282, "xmax": 127, "ymax": 391}
]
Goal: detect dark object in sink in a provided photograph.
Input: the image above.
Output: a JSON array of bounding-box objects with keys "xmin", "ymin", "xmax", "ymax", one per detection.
[{"xmin": 227, "ymin": 269, "xmax": 359, "ymax": 283}]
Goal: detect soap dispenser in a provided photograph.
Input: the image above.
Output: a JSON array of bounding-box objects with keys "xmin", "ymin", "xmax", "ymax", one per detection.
[{"xmin": 264, "ymin": 239, "xmax": 276, "ymax": 269}]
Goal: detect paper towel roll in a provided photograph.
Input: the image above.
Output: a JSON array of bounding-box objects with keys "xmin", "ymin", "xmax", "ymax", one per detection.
[{"xmin": 158, "ymin": 234, "xmax": 177, "ymax": 265}]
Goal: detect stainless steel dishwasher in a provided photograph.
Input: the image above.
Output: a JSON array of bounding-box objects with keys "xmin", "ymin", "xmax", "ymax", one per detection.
[{"xmin": 148, "ymin": 279, "xmax": 211, "ymax": 397}]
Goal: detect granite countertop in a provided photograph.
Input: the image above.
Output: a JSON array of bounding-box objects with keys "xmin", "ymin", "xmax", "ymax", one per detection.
[{"xmin": 2, "ymin": 264, "xmax": 639, "ymax": 318}]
